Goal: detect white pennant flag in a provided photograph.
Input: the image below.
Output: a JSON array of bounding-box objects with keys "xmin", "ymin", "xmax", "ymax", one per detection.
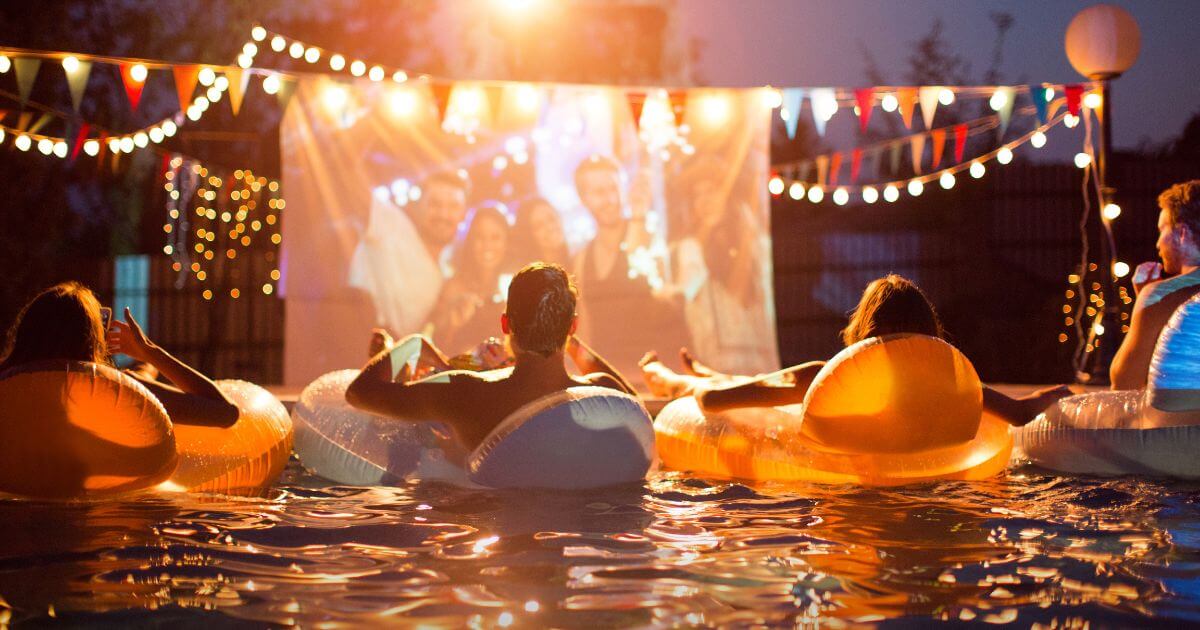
[
  {"xmin": 918, "ymin": 86, "xmax": 940, "ymax": 129},
  {"xmin": 782, "ymin": 88, "xmax": 804, "ymax": 139}
]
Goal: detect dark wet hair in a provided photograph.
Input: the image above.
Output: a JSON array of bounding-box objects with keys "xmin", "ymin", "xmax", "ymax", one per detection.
[
  {"xmin": 1159, "ymin": 180, "xmax": 1200, "ymax": 237},
  {"xmin": 840, "ymin": 274, "xmax": 944, "ymax": 346},
  {"xmin": 0, "ymin": 282, "xmax": 107, "ymax": 371},
  {"xmin": 505, "ymin": 263, "xmax": 577, "ymax": 357}
]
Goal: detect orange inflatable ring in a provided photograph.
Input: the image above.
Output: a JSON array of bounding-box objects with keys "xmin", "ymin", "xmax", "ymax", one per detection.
[
  {"xmin": 166, "ymin": 380, "xmax": 294, "ymax": 494},
  {"xmin": 654, "ymin": 335, "xmax": 1013, "ymax": 485},
  {"xmin": 0, "ymin": 361, "xmax": 176, "ymax": 499}
]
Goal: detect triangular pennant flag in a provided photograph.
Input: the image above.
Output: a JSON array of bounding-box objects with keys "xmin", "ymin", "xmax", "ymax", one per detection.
[
  {"xmin": 275, "ymin": 76, "xmax": 297, "ymax": 111},
  {"xmin": 1065, "ymin": 84, "xmax": 1084, "ymax": 116},
  {"xmin": 910, "ymin": 134, "xmax": 926, "ymax": 174},
  {"xmin": 484, "ymin": 84, "xmax": 505, "ymax": 124},
  {"xmin": 781, "ymin": 88, "xmax": 803, "ymax": 139},
  {"xmin": 669, "ymin": 90, "xmax": 688, "ymax": 125},
  {"xmin": 27, "ymin": 112, "xmax": 53, "ymax": 135},
  {"xmin": 854, "ymin": 88, "xmax": 873, "ymax": 133},
  {"xmin": 995, "ymin": 87, "xmax": 1015, "ymax": 137},
  {"xmin": 953, "ymin": 123, "xmax": 968, "ymax": 163},
  {"xmin": 70, "ymin": 122, "xmax": 90, "ymax": 161},
  {"xmin": 1047, "ymin": 97, "xmax": 1063, "ymax": 121},
  {"xmin": 1029, "ymin": 84, "xmax": 1049, "ymax": 125},
  {"xmin": 172, "ymin": 65, "xmax": 200, "ymax": 109},
  {"xmin": 16, "ymin": 111, "xmax": 33, "ymax": 131},
  {"xmin": 810, "ymin": 88, "xmax": 836, "ymax": 137},
  {"xmin": 889, "ymin": 142, "xmax": 902, "ymax": 175},
  {"xmin": 930, "ymin": 128, "xmax": 947, "ymax": 169},
  {"xmin": 828, "ymin": 152, "xmax": 842, "ymax": 186},
  {"xmin": 65, "ymin": 60, "xmax": 92, "ymax": 113},
  {"xmin": 119, "ymin": 64, "xmax": 147, "ymax": 111},
  {"xmin": 918, "ymin": 86, "xmax": 939, "ymax": 129},
  {"xmin": 850, "ymin": 148, "xmax": 863, "ymax": 182},
  {"xmin": 429, "ymin": 82, "xmax": 451, "ymax": 123},
  {"xmin": 897, "ymin": 87, "xmax": 917, "ymax": 129},
  {"xmin": 14, "ymin": 57, "xmax": 41, "ymax": 104},
  {"xmin": 815, "ymin": 155, "xmax": 829, "ymax": 187},
  {"xmin": 225, "ymin": 68, "xmax": 250, "ymax": 116},
  {"xmin": 625, "ymin": 91, "xmax": 645, "ymax": 131}
]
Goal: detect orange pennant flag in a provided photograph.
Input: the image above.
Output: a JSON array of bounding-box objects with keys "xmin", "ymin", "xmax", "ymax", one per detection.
[
  {"xmin": 829, "ymin": 152, "xmax": 843, "ymax": 186},
  {"xmin": 897, "ymin": 87, "xmax": 917, "ymax": 129},
  {"xmin": 225, "ymin": 68, "xmax": 249, "ymax": 116},
  {"xmin": 119, "ymin": 64, "xmax": 147, "ymax": 111},
  {"xmin": 910, "ymin": 134, "xmax": 926, "ymax": 174},
  {"xmin": 173, "ymin": 65, "xmax": 201, "ymax": 109},
  {"xmin": 930, "ymin": 128, "xmax": 947, "ymax": 169}
]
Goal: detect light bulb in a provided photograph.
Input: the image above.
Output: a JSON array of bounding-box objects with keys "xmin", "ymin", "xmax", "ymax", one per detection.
[
  {"xmin": 1031, "ymin": 131, "xmax": 1047, "ymax": 148},
  {"xmin": 788, "ymin": 181, "xmax": 805, "ymax": 200},
  {"xmin": 938, "ymin": 88, "xmax": 955, "ymax": 106},
  {"xmin": 129, "ymin": 63, "xmax": 147, "ymax": 83},
  {"xmin": 768, "ymin": 176, "xmax": 784, "ymax": 196},
  {"xmin": 119, "ymin": 136, "xmax": 135, "ymax": 153},
  {"xmin": 883, "ymin": 184, "xmax": 900, "ymax": 202},
  {"xmin": 862, "ymin": 186, "xmax": 879, "ymax": 204},
  {"xmin": 970, "ymin": 161, "xmax": 985, "ymax": 179},
  {"xmin": 251, "ymin": 26, "xmax": 267, "ymax": 41},
  {"xmin": 833, "ymin": 187, "xmax": 850, "ymax": 206},
  {"xmin": 288, "ymin": 42, "xmax": 304, "ymax": 59},
  {"xmin": 53, "ymin": 141, "xmax": 68, "ymax": 158},
  {"xmin": 1074, "ymin": 152, "xmax": 1092, "ymax": 169},
  {"xmin": 392, "ymin": 70, "xmax": 408, "ymax": 83},
  {"xmin": 939, "ymin": 171, "xmax": 956, "ymax": 189},
  {"xmin": 807, "ymin": 186, "xmax": 824, "ymax": 203},
  {"xmin": 989, "ymin": 89, "xmax": 1008, "ymax": 111},
  {"xmin": 270, "ymin": 36, "xmax": 286, "ymax": 52},
  {"xmin": 61, "ymin": 56, "xmax": 79, "ymax": 73},
  {"xmin": 83, "ymin": 139, "xmax": 99, "ymax": 156},
  {"xmin": 1083, "ymin": 92, "xmax": 1102, "ymax": 109},
  {"xmin": 198, "ymin": 67, "xmax": 216, "ymax": 86},
  {"xmin": 881, "ymin": 93, "xmax": 898, "ymax": 112},
  {"xmin": 237, "ymin": 54, "xmax": 252, "ymax": 69},
  {"xmin": 149, "ymin": 127, "xmax": 164, "ymax": 143},
  {"xmin": 162, "ymin": 120, "xmax": 177, "ymax": 136},
  {"xmin": 0, "ymin": 56, "xmax": 8, "ymax": 73},
  {"xmin": 1102, "ymin": 203, "xmax": 1122, "ymax": 221},
  {"xmin": 133, "ymin": 132, "xmax": 149, "ymax": 148},
  {"xmin": 304, "ymin": 47, "xmax": 320, "ymax": 63},
  {"xmin": 350, "ymin": 60, "xmax": 366, "ymax": 76},
  {"xmin": 368, "ymin": 65, "xmax": 385, "ymax": 82},
  {"xmin": 37, "ymin": 138, "xmax": 53, "ymax": 155},
  {"xmin": 997, "ymin": 147, "xmax": 1013, "ymax": 164},
  {"xmin": 242, "ymin": 42, "xmax": 258, "ymax": 57},
  {"xmin": 907, "ymin": 179, "xmax": 924, "ymax": 196},
  {"xmin": 1064, "ymin": 114, "xmax": 1080, "ymax": 128},
  {"xmin": 330, "ymin": 54, "xmax": 346, "ymax": 71},
  {"xmin": 262, "ymin": 74, "xmax": 281, "ymax": 94},
  {"xmin": 14, "ymin": 135, "xmax": 30, "ymax": 151},
  {"xmin": 763, "ymin": 88, "xmax": 783, "ymax": 109},
  {"xmin": 1113, "ymin": 261, "xmax": 1130, "ymax": 278}
]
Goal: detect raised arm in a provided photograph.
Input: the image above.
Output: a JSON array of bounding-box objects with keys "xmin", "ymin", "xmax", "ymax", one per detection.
[
  {"xmin": 565, "ymin": 334, "xmax": 637, "ymax": 395},
  {"xmin": 345, "ymin": 334, "xmax": 473, "ymax": 423},
  {"xmin": 108, "ymin": 308, "xmax": 238, "ymax": 428}
]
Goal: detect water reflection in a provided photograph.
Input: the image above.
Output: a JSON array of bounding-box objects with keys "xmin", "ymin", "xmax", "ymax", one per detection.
[{"xmin": 0, "ymin": 464, "xmax": 1197, "ymax": 626}]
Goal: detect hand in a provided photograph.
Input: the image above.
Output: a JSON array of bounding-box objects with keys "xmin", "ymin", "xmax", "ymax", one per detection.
[
  {"xmin": 106, "ymin": 308, "xmax": 157, "ymax": 363},
  {"xmin": 474, "ymin": 337, "xmax": 512, "ymax": 370},
  {"xmin": 368, "ymin": 328, "xmax": 394, "ymax": 358},
  {"xmin": 1132, "ymin": 262, "xmax": 1163, "ymax": 295}
]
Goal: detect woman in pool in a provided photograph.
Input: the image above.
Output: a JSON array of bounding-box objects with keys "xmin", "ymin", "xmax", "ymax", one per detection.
[
  {"xmin": 509, "ymin": 197, "xmax": 570, "ymax": 269},
  {"xmin": 0, "ymin": 282, "xmax": 238, "ymax": 427},
  {"xmin": 432, "ymin": 204, "xmax": 514, "ymax": 355},
  {"xmin": 641, "ymin": 274, "xmax": 1072, "ymax": 427}
]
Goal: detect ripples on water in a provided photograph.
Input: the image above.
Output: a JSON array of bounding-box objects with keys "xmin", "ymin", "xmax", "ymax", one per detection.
[{"xmin": 2, "ymin": 462, "xmax": 1200, "ymax": 627}]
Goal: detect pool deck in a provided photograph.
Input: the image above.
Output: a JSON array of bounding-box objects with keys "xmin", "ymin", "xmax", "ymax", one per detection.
[{"xmin": 266, "ymin": 383, "xmax": 1105, "ymax": 415}]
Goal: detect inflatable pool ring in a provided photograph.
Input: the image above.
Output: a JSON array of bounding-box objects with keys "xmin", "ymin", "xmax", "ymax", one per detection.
[
  {"xmin": 292, "ymin": 371, "xmax": 656, "ymax": 489},
  {"xmin": 1017, "ymin": 294, "xmax": 1200, "ymax": 478},
  {"xmin": 0, "ymin": 361, "xmax": 176, "ymax": 499},
  {"xmin": 166, "ymin": 380, "xmax": 294, "ymax": 494},
  {"xmin": 655, "ymin": 334, "xmax": 1013, "ymax": 485}
]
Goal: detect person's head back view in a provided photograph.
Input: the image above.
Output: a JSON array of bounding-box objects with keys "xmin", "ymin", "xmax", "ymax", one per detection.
[
  {"xmin": 1156, "ymin": 180, "xmax": 1200, "ymax": 274},
  {"xmin": 503, "ymin": 263, "xmax": 577, "ymax": 357},
  {"xmin": 841, "ymin": 274, "xmax": 944, "ymax": 346},
  {"xmin": 1, "ymin": 282, "xmax": 107, "ymax": 370}
]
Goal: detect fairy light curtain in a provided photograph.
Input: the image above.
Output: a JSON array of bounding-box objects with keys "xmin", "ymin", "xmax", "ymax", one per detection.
[{"xmin": 279, "ymin": 75, "xmax": 777, "ymax": 386}]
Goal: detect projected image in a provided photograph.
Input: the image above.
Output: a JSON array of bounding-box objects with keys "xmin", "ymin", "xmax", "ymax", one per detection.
[{"xmin": 281, "ymin": 78, "xmax": 777, "ymax": 384}]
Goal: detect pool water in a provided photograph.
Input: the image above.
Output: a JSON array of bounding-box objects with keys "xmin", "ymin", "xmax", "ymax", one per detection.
[{"xmin": 2, "ymin": 462, "xmax": 1199, "ymax": 627}]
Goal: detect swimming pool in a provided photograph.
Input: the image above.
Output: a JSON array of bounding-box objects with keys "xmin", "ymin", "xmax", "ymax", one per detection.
[{"xmin": 1, "ymin": 461, "xmax": 1197, "ymax": 626}]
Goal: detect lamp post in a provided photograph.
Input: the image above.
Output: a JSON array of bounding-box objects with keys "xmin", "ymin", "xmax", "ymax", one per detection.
[{"xmin": 1064, "ymin": 4, "xmax": 1140, "ymax": 381}]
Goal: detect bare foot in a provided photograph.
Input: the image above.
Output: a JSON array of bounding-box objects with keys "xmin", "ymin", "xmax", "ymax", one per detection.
[
  {"xmin": 368, "ymin": 328, "xmax": 394, "ymax": 358},
  {"xmin": 679, "ymin": 347, "xmax": 721, "ymax": 377},
  {"xmin": 639, "ymin": 351, "xmax": 693, "ymax": 399}
]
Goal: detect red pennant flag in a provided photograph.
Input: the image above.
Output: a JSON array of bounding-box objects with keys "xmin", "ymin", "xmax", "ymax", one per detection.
[
  {"xmin": 119, "ymin": 64, "xmax": 147, "ymax": 111},
  {"xmin": 159, "ymin": 152, "xmax": 172, "ymax": 179},
  {"xmin": 431, "ymin": 82, "xmax": 453, "ymax": 122},
  {"xmin": 70, "ymin": 122, "xmax": 90, "ymax": 161},
  {"xmin": 1065, "ymin": 84, "xmax": 1084, "ymax": 116},
  {"xmin": 930, "ymin": 128, "xmax": 947, "ymax": 169},
  {"xmin": 669, "ymin": 90, "xmax": 688, "ymax": 125},
  {"xmin": 829, "ymin": 152, "xmax": 843, "ymax": 186},
  {"xmin": 626, "ymin": 91, "xmax": 646, "ymax": 130},
  {"xmin": 851, "ymin": 148, "xmax": 863, "ymax": 182},
  {"xmin": 173, "ymin": 65, "xmax": 200, "ymax": 108},
  {"xmin": 953, "ymin": 123, "xmax": 968, "ymax": 163},
  {"xmin": 897, "ymin": 87, "xmax": 918, "ymax": 129},
  {"xmin": 854, "ymin": 88, "xmax": 873, "ymax": 133}
]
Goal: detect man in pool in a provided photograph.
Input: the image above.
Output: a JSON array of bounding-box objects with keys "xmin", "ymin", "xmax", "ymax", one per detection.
[
  {"xmin": 346, "ymin": 262, "xmax": 637, "ymax": 451},
  {"xmin": 1110, "ymin": 180, "xmax": 1200, "ymax": 389}
]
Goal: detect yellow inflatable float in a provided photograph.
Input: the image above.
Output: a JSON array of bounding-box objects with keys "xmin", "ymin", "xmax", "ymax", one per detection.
[
  {"xmin": 654, "ymin": 335, "xmax": 1012, "ymax": 485},
  {"xmin": 0, "ymin": 361, "xmax": 177, "ymax": 499}
]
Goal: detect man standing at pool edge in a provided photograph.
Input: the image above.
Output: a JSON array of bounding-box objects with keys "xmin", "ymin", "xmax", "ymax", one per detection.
[{"xmin": 1110, "ymin": 180, "xmax": 1200, "ymax": 389}]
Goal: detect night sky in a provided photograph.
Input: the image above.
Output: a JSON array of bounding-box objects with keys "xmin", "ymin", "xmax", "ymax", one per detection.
[{"xmin": 680, "ymin": 0, "xmax": 1199, "ymax": 151}]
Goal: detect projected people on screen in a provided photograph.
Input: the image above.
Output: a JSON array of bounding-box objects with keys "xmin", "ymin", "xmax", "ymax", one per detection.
[{"xmin": 432, "ymin": 204, "xmax": 513, "ymax": 353}]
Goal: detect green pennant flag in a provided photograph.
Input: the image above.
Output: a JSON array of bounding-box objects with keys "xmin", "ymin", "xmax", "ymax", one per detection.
[
  {"xmin": 14, "ymin": 57, "xmax": 41, "ymax": 104},
  {"xmin": 27, "ymin": 112, "xmax": 53, "ymax": 135},
  {"xmin": 65, "ymin": 60, "xmax": 92, "ymax": 112}
]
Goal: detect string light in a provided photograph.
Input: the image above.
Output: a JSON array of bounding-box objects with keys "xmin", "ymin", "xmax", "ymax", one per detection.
[
  {"xmin": 1083, "ymin": 92, "xmax": 1102, "ymax": 109},
  {"xmin": 997, "ymin": 147, "xmax": 1014, "ymax": 164},
  {"xmin": 939, "ymin": 171, "xmax": 956, "ymax": 189},
  {"xmin": 862, "ymin": 186, "xmax": 879, "ymax": 204},
  {"xmin": 806, "ymin": 186, "xmax": 824, "ymax": 203},
  {"xmin": 304, "ymin": 47, "xmax": 320, "ymax": 64},
  {"xmin": 938, "ymin": 88, "xmax": 955, "ymax": 106},
  {"xmin": 907, "ymin": 179, "xmax": 924, "ymax": 196},
  {"xmin": 1030, "ymin": 131, "xmax": 1047, "ymax": 148},
  {"xmin": 61, "ymin": 55, "xmax": 79, "ymax": 73},
  {"xmin": 970, "ymin": 161, "xmax": 985, "ymax": 178},
  {"xmin": 270, "ymin": 35, "xmax": 286, "ymax": 52},
  {"xmin": 251, "ymin": 26, "xmax": 267, "ymax": 41},
  {"xmin": 880, "ymin": 93, "xmax": 898, "ymax": 112},
  {"xmin": 1113, "ymin": 261, "xmax": 1130, "ymax": 278},
  {"xmin": 1102, "ymin": 203, "xmax": 1122, "ymax": 221},
  {"xmin": 883, "ymin": 184, "xmax": 900, "ymax": 202},
  {"xmin": 787, "ymin": 181, "xmax": 805, "ymax": 200},
  {"xmin": 129, "ymin": 63, "xmax": 147, "ymax": 83},
  {"xmin": 832, "ymin": 187, "xmax": 850, "ymax": 206},
  {"xmin": 1074, "ymin": 152, "xmax": 1092, "ymax": 168},
  {"xmin": 768, "ymin": 176, "xmax": 784, "ymax": 196},
  {"xmin": 329, "ymin": 54, "xmax": 346, "ymax": 71}
]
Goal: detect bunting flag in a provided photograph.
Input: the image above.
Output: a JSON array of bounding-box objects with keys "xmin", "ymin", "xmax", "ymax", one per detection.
[
  {"xmin": 28, "ymin": 112, "xmax": 53, "ymax": 135},
  {"xmin": 1029, "ymin": 84, "xmax": 1050, "ymax": 125},
  {"xmin": 850, "ymin": 147, "xmax": 863, "ymax": 182},
  {"xmin": 669, "ymin": 90, "xmax": 688, "ymax": 126},
  {"xmin": 897, "ymin": 86, "xmax": 917, "ymax": 129},
  {"xmin": 782, "ymin": 88, "xmax": 803, "ymax": 139},
  {"xmin": 275, "ymin": 76, "xmax": 298, "ymax": 110},
  {"xmin": 994, "ymin": 87, "xmax": 1015, "ymax": 137},
  {"xmin": 910, "ymin": 133, "xmax": 926, "ymax": 174},
  {"xmin": 225, "ymin": 68, "xmax": 249, "ymax": 116},
  {"xmin": 829, "ymin": 152, "xmax": 842, "ymax": 186},
  {"xmin": 918, "ymin": 86, "xmax": 940, "ymax": 129},
  {"xmin": 1047, "ymin": 97, "xmax": 1063, "ymax": 121},
  {"xmin": 810, "ymin": 88, "xmax": 837, "ymax": 137},
  {"xmin": 16, "ymin": 111, "xmax": 33, "ymax": 131},
  {"xmin": 889, "ymin": 142, "xmax": 902, "ymax": 174},
  {"xmin": 930, "ymin": 128, "xmax": 947, "ymax": 169},
  {"xmin": 1065, "ymin": 85, "xmax": 1083, "ymax": 116},
  {"xmin": 119, "ymin": 64, "xmax": 146, "ymax": 111},
  {"xmin": 854, "ymin": 88, "xmax": 873, "ymax": 133},
  {"xmin": 65, "ymin": 60, "xmax": 92, "ymax": 112},
  {"xmin": 173, "ymin": 65, "xmax": 201, "ymax": 109},
  {"xmin": 815, "ymin": 154, "xmax": 829, "ymax": 187},
  {"xmin": 625, "ymin": 91, "xmax": 645, "ymax": 131},
  {"xmin": 953, "ymin": 123, "xmax": 968, "ymax": 163},
  {"xmin": 432, "ymin": 82, "xmax": 453, "ymax": 122},
  {"xmin": 70, "ymin": 122, "xmax": 90, "ymax": 161},
  {"xmin": 14, "ymin": 57, "xmax": 41, "ymax": 104}
]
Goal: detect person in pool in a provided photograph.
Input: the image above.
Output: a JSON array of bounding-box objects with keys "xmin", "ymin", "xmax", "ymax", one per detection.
[
  {"xmin": 640, "ymin": 274, "xmax": 1072, "ymax": 427},
  {"xmin": 347, "ymin": 262, "xmax": 637, "ymax": 452},
  {"xmin": 0, "ymin": 282, "xmax": 238, "ymax": 427},
  {"xmin": 1110, "ymin": 180, "xmax": 1200, "ymax": 390}
]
